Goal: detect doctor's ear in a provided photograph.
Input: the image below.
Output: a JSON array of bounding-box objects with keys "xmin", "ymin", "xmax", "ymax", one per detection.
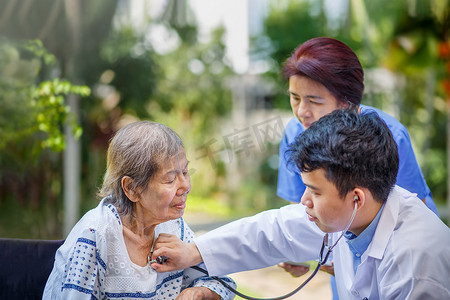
[{"xmin": 352, "ymin": 188, "xmax": 366, "ymax": 209}]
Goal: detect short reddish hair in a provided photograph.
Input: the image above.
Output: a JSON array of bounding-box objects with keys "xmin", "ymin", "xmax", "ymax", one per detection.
[{"xmin": 282, "ymin": 37, "xmax": 364, "ymax": 106}]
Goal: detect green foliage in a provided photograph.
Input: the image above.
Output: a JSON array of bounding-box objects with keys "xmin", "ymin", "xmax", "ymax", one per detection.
[
  {"xmin": 0, "ymin": 40, "xmax": 91, "ymax": 237},
  {"xmin": 0, "ymin": 188, "xmax": 62, "ymax": 239},
  {"xmin": 0, "ymin": 0, "xmax": 115, "ymax": 239},
  {"xmin": 34, "ymin": 79, "xmax": 90, "ymax": 151},
  {"xmin": 0, "ymin": 39, "xmax": 91, "ymax": 156},
  {"xmin": 0, "ymin": 39, "xmax": 87, "ymax": 239},
  {"xmin": 264, "ymin": 0, "xmax": 327, "ymax": 65},
  {"xmin": 145, "ymin": 26, "xmax": 234, "ymax": 201},
  {"xmin": 184, "ymin": 195, "xmax": 232, "ymax": 218},
  {"xmin": 252, "ymin": 0, "xmax": 328, "ymax": 110},
  {"xmin": 160, "ymin": 0, "xmax": 198, "ymax": 44},
  {"xmin": 79, "ymin": 21, "xmax": 235, "ymax": 216},
  {"xmin": 99, "ymin": 26, "xmax": 159, "ymax": 118},
  {"xmin": 2, "ymin": 0, "xmax": 448, "ymax": 238},
  {"xmin": 23, "ymin": 40, "xmax": 56, "ymax": 65},
  {"xmin": 150, "ymin": 40, "xmax": 233, "ymax": 132}
]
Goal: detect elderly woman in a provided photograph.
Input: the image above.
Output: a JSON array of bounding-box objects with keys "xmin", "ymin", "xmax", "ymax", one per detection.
[{"xmin": 43, "ymin": 121, "xmax": 235, "ymax": 299}]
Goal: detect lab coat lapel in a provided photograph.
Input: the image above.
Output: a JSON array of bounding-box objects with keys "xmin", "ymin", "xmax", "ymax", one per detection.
[
  {"xmin": 348, "ymin": 187, "xmax": 401, "ymax": 299},
  {"xmin": 366, "ymin": 187, "xmax": 400, "ymax": 260}
]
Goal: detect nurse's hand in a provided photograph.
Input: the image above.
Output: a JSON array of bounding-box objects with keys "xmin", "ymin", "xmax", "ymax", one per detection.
[
  {"xmin": 176, "ymin": 287, "xmax": 220, "ymax": 299},
  {"xmin": 319, "ymin": 261, "xmax": 335, "ymax": 276},
  {"xmin": 151, "ymin": 233, "xmax": 203, "ymax": 272},
  {"xmin": 278, "ymin": 262, "xmax": 310, "ymax": 277}
]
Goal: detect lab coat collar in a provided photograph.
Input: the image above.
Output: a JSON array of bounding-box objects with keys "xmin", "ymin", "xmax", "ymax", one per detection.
[{"xmin": 364, "ymin": 186, "xmax": 402, "ymax": 260}]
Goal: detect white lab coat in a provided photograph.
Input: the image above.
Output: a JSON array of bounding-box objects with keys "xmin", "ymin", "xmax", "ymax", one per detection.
[{"xmin": 195, "ymin": 186, "xmax": 450, "ymax": 299}]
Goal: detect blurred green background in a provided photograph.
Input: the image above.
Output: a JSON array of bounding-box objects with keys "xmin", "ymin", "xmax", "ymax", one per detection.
[{"xmin": 0, "ymin": 0, "xmax": 449, "ymax": 239}]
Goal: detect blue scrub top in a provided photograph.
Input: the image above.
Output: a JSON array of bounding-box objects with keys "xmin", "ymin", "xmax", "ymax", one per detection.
[{"xmin": 277, "ymin": 105, "xmax": 439, "ymax": 216}]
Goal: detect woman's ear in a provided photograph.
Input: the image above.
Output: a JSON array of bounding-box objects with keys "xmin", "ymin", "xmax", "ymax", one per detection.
[{"xmin": 121, "ymin": 176, "xmax": 139, "ymax": 203}]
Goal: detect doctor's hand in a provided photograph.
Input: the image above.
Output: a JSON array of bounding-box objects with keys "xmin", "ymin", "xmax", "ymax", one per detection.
[
  {"xmin": 176, "ymin": 287, "xmax": 220, "ymax": 300},
  {"xmin": 278, "ymin": 262, "xmax": 310, "ymax": 277},
  {"xmin": 151, "ymin": 233, "xmax": 203, "ymax": 273}
]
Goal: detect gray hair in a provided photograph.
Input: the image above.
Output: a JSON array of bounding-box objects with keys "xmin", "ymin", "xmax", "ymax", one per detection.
[{"xmin": 99, "ymin": 121, "xmax": 183, "ymax": 217}]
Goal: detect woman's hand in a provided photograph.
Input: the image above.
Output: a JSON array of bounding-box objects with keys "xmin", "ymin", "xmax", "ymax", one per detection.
[
  {"xmin": 151, "ymin": 233, "xmax": 203, "ymax": 272},
  {"xmin": 176, "ymin": 287, "xmax": 220, "ymax": 300}
]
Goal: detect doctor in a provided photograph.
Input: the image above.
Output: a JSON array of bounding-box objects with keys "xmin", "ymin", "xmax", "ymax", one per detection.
[{"xmin": 152, "ymin": 109, "xmax": 450, "ymax": 299}]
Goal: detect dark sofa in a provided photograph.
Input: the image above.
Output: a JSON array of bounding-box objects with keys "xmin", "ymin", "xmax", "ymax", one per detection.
[{"xmin": 0, "ymin": 238, "xmax": 64, "ymax": 299}]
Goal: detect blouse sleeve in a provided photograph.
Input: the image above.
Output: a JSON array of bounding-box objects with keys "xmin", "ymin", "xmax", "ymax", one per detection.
[{"xmin": 180, "ymin": 219, "xmax": 237, "ymax": 299}]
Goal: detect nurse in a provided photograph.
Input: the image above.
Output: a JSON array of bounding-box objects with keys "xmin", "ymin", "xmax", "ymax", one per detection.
[{"xmin": 152, "ymin": 109, "xmax": 450, "ymax": 299}]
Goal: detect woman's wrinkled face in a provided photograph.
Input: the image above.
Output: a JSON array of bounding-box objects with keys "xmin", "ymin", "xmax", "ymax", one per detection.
[
  {"xmin": 136, "ymin": 149, "xmax": 191, "ymax": 224},
  {"xmin": 289, "ymin": 75, "xmax": 345, "ymax": 129}
]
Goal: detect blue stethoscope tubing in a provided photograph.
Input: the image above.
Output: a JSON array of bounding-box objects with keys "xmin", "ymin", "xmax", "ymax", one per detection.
[{"xmin": 191, "ymin": 201, "xmax": 358, "ymax": 300}]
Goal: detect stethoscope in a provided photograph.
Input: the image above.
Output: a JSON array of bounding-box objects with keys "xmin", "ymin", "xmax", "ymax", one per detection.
[{"xmin": 155, "ymin": 199, "xmax": 358, "ymax": 300}]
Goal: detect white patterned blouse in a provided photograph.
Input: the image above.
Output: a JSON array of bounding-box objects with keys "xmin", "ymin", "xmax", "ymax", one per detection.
[{"xmin": 43, "ymin": 198, "xmax": 235, "ymax": 299}]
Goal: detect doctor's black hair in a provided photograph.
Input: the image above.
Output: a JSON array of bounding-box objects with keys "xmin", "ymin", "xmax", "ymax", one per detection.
[{"xmin": 287, "ymin": 109, "xmax": 399, "ymax": 203}]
